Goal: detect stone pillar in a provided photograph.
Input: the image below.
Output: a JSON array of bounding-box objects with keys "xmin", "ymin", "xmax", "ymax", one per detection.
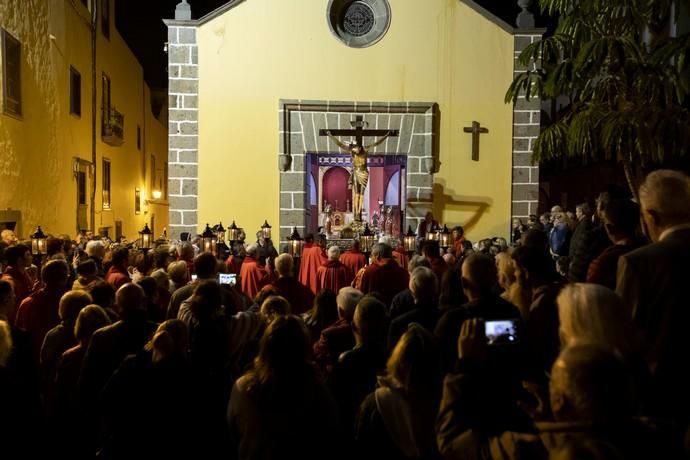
[
  {"xmin": 511, "ymin": 28, "xmax": 543, "ymax": 222},
  {"xmin": 166, "ymin": 10, "xmax": 199, "ymax": 240}
]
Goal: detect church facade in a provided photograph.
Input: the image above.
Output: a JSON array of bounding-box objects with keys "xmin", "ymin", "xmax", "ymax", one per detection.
[{"xmin": 165, "ymin": 0, "xmax": 542, "ymax": 244}]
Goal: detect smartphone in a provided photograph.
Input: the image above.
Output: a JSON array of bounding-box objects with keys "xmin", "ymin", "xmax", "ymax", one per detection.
[
  {"xmin": 191, "ymin": 274, "xmax": 198, "ymax": 281},
  {"xmin": 484, "ymin": 319, "xmax": 519, "ymax": 345},
  {"xmin": 219, "ymin": 273, "xmax": 237, "ymax": 286}
]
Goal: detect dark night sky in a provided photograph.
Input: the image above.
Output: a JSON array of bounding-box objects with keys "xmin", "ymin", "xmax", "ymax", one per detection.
[{"xmin": 116, "ymin": 0, "xmax": 545, "ymax": 89}]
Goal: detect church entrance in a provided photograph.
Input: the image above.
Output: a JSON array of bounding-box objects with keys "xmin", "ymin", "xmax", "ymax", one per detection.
[
  {"xmin": 307, "ymin": 153, "xmax": 407, "ymax": 238},
  {"xmin": 278, "ymin": 100, "xmax": 438, "ymax": 246}
]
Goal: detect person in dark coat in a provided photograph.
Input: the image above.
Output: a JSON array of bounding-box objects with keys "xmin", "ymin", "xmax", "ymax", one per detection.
[
  {"xmin": 616, "ymin": 170, "xmax": 690, "ymax": 421},
  {"xmin": 568, "ymin": 202, "xmax": 611, "ymax": 282},
  {"xmin": 388, "ymin": 266, "xmax": 440, "ymax": 350},
  {"xmin": 355, "ymin": 324, "xmax": 442, "ymax": 460},
  {"xmin": 227, "ymin": 315, "xmax": 343, "ymax": 460},
  {"xmin": 301, "ymin": 289, "xmax": 338, "ymax": 345},
  {"xmin": 267, "ymin": 253, "xmax": 315, "ymax": 315},
  {"xmin": 313, "ymin": 287, "xmax": 363, "ymax": 372},
  {"xmin": 389, "ymin": 255, "xmax": 431, "ymax": 320},
  {"xmin": 360, "ymin": 243, "xmax": 409, "ymax": 308}
]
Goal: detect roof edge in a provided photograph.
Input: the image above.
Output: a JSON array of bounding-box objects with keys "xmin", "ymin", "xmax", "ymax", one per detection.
[
  {"xmin": 163, "ymin": 0, "xmax": 246, "ymax": 27},
  {"xmin": 457, "ymin": 0, "xmax": 514, "ymax": 34}
]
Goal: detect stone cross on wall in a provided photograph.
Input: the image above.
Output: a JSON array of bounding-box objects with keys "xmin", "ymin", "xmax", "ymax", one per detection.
[{"xmin": 463, "ymin": 121, "xmax": 489, "ymax": 162}]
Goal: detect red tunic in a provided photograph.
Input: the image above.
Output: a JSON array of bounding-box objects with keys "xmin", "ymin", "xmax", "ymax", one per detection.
[
  {"xmin": 15, "ymin": 287, "xmax": 65, "ymax": 363},
  {"xmin": 339, "ymin": 249, "xmax": 366, "ymax": 279},
  {"xmin": 316, "ymin": 260, "xmax": 352, "ymax": 294},
  {"xmin": 224, "ymin": 255, "xmax": 241, "ymax": 274},
  {"xmin": 392, "ymin": 247, "xmax": 410, "ymax": 270},
  {"xmin": 105, "ymin": 266, "xmax": 131, "ymax": 291},
  {"xmin": 266, "ymin": 276, "xmax": 315, "ymax": 315},
  {"xmin": 239, "ymin": 256, "xmax": 271, "ymax": 300},
  {"xmin": 360, "ymin": 258, "xmax": 410, "ymax": 307},
  {"xmin": 298, "ymin": 244, "xmax": 328, "ymax": 294}
]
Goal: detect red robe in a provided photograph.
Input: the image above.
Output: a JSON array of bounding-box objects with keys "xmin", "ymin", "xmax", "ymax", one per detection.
[
  {"xmin": 105, "ymin": 266, "xmax": 130, "ymax": 291},
  {"xmin": 240, "ymin": 256, "xmax": 271, "ymax": 300},
  {"xmin": 360, "ymin": 258, "xmax": 410, "ymax": 307},
  {"xmin": 299, "ymin": 244, "xmax": 327, "ymax": 294},
  {"xmin": 15, "ymin": 287, "xmax": 65, "ymax": 363},
  {"xmin": 392, "ymin": 247, "xmax": 410, "ymax": 270},
  {"xmin": 224, "ymin": 255, "xmax": 241, "ymax": 274},
  {"xmin": 266, "ymin": 276, "xmax": 315, "ymax": 315},
  {"xmin": 1, "ymin": 266, "xmax": 34, "ymax": 326},
  {"xmin": 316, "ymin": 260, "xmax": 352, "ymax": 294},
  {"xmin": 339, "ymin": 249, "xmax": 366, "ymax": 279}
]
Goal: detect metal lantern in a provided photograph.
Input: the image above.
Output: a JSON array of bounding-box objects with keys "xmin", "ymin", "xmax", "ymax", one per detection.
[
  {"xmin": 426, "ymin": 223, "xmax": 439, "ymax": 241},
  {"xmin": 261, "ymin": 220, "xmax": 272, "ymax": 240},
  {"xmin": 439, "ymin": 224, "xmax": 451, "ymax": 251},
  {"xmin": 216, "ymin": 222, "xmax": 226, "ymax": 244},
  {"xmin": 359, "ymin": 223, "xmax": 375, "ymax": 254},
  {"xmin": 201, "ymin": 223, "xmax": 216, "ymax": 254},
  {"xmin": 30, "ymin": 226, "xmax": 47, "ymax": 256},
  {"xmin": 403, "ymin": 226, "xmax": 416, "ymax": 255},
  {"xmin": 287, "ymin": 227, "xmax": 304, "ymax": 258},
  {"xmin": 139, "ymin": 223, "xmax": 153, "ymax": 251},
  {"xmin": 228, "ymin": 220, "xmax": 240, "ymax": 243}
]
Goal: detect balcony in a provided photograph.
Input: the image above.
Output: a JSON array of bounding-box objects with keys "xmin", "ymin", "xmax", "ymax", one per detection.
[{"xmin": 102, "ymin": 107, "xmax": 124, "ymax": 146}]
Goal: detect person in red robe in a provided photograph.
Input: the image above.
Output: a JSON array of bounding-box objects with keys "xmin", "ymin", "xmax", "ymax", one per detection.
[
  {"xmin": 360, "ymin": 243, "xmax": 410, "ymax": 307},
  {"xmin": 224, "ymin": 243, "xmax": 245, "ymax": 275},
  {"xmin": 339, "ymin": 240, "xmax": 366, "ymax": 279},
  {"xmin": 422, "ymin": 240, "xmax": 449, "ymax": 284},
  {"xmin": 317, "ymin": 246, "xmax": 352, "ymax": 294},
  {"xmin": 1, "ymin": 244, "xmax": 35, "ymax": 326},
  {"xmin": 298, "ymin": 235, "xmax": 327, "ymax": 294},
  {"xmin": 105, "ymin": 247, "xmax": 131, "ymax": 291},
  {"xmin": 264, "ymin": 254, "xmax": 314, "ymax": 315},
  {"xmin": 14, "ymin": 259, "xmax": 69, "ymax": 363},
  {"xmin": 392, "ymin": 240, "xmax": 410, "ymax": 270},
  {"xmin": 240, "ymin": 244, "xmax": 272, "ymax": 300}
]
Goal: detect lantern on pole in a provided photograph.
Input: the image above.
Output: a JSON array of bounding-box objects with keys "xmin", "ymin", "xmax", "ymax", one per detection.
[
  {"xmin": 403, "ymin": 226, "xmax": 416, "ymax": 256},
  {"xmin": 287, "ymin": 227, "xmax": 304, "ymax": 258},
  {"xmin": 261, "ymin": 220, "xmax": 272, "ymax": 240},
  {"xmin": 359, "ymin": 224, "xmax": 375, "ymax": 263},
  {"xmin": 227, "ymin": 221, "xmax": 240, "ymax": 244},
  {"xmin": 439, "ymin": 224, "xmax": 451, "ymax": 251},
  {"xmin": 30, "ymin": 226, "xmax": 47, "ymax": 257},
  {"xmin": 139, "ymin": 224, "xmax": 153, "ymax": 252},
  {"xmin": 426, "ymin": 223, "xmax": 439, "ymax": 241},
  {"xmin": 216, "ymin": 222, "xmax": 226, "ymax": 244},
  {"xmin": 201, "ymin": 223, "xmax": 216, "ymax": 254}
]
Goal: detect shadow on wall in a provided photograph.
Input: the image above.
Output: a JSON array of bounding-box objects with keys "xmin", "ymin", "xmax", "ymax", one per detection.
[{"xmin": 432, "ymin": 179, "xmax": 493, "ymax": 234}]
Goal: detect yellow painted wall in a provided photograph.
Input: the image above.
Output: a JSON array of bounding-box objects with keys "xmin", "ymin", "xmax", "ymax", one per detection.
[
  {"xmin": 0, "ymin": 0, "xmax": 168, "ymax": 239},
  {"xmin": 196, "ymin": 0, "xmax": 515, "ymax": 240}
]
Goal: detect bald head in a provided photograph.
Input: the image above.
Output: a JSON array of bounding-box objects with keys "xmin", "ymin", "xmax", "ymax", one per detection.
[{"xmin": 115, "ymin": 283, "xmax": 146, "ymax": 315}]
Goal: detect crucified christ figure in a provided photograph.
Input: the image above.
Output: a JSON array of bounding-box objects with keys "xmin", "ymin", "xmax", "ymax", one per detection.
[{"xmin": 324, "ymin": 131, "xmax": 392, "ymax": 224}]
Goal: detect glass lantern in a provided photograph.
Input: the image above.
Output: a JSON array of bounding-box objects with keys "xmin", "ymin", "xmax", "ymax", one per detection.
[
  {"xmin": 216, "ymin": 222, "xmax": 226, "ymax": 245},
  {"xmin": 139, "ymin": 223, "xmax": 153, "ymax": 251},
  {"xmin": 439, "ymin": 224, "xmax": 451, "ymax": 251},
  {"xmin": 261, "ymin": 220, "xmax": 272, "ymax": 240},
  {"xmin": 30, "ymin": 226, "xmax": 47, "ymax": 256},
  {"xmin": 228, "ymin": 221, "xmax": 240, "ymax": 243},
  {"xmin": 287, "ymin": 227, "xmax": 304, "ymax": 258},
  {"xmin": 201, "ymin": 223, "xmax": 216, "ymax": 254},
  {"xmin": 403, "ymin": 226, "xmax": 416, "ymax": 255},
  {"xmin": 359, "ymin": 223, "xmax": 375, "ymax": 254}
]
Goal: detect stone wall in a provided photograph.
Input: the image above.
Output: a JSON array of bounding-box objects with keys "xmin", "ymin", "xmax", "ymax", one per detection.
[
  {"xmin": 167, "ymin": 25, "xmax": 199, "ymax": 239},
  {"xmin": 511, "ymin": 32, "xmax": 543, "ymax": 221},
  {"xmin": 278, "ymin": 100, "xmax": 438, "ymax": 244}
]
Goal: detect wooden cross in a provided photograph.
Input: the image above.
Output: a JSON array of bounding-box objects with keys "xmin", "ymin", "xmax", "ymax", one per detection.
[
  {"xmin": 319, "ymin": 115, "xmax": 399, "ymax": 149},
  {"xmin": 463, "ymin": 121, "xmax": 489, "ymax": 162}
]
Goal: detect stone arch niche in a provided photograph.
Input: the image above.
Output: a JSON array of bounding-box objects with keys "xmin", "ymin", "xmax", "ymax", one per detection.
[{"xmin": 278, "ymin": 100, "xmax": 438, "ymax": 246}]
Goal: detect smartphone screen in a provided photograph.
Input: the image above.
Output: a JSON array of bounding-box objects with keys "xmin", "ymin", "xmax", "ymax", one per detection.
[
  {"xmin": 219, "ymin": 273, "xmax": 237, "ymax": 286},
  {"xmin": 485, "ymin": 319, "xmax": 518, "ymax": 345},
  {"xmin": 191, "ymin": 274, "xmax": 198, "ymax": 281}
]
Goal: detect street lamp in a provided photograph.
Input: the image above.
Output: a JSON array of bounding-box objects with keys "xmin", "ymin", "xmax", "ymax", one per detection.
[
  {"xmin": 261, "ymin": 220, "xmax": 272, "ymax": 240},
  {"xmin": 139, "ymin": 223, "xmax": 153, "ymax": 252},
  {"xmin": 359, "ymin": 223, "xmax": 375, "ymax": 264},
  {"xmin": 439, "ymin": 224, "xmax": 451, "ymax": 252},
  {"xmin": 201, "ymin": 223, "xmax": 216, "ymax": 254},
  {"xmin": 403, "ymin": 226, "xmax": 416, "ymax": 256},
  {"xmin": 30, "ymin": 226, "xmax": 47, "ymax": 257},
  {"xmin": 287, "ymin": 227, "xmax": 304, "ymax": 258}
]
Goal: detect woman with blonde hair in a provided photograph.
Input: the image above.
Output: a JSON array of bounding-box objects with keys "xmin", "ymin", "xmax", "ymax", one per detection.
[
  {"xmin": 495, "ymin": 251, "xmax": 531, "ymax": 319},
  {"xmin": 355, "ymin": 323, "xmax": 442, "ymax": 460}
]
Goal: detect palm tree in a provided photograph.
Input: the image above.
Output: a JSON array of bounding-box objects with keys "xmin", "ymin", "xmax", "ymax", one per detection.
[{"xmin": 506, "ymin": 0, "xmax": 690, "ymax": 198}]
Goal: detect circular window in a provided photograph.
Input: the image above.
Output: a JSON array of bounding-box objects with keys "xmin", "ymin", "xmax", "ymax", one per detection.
[
  {"xmin": 327, "ymin": 0, "xmax": 391, "ymax": 48},
  {"xmin": 343, "ymin": 3, "xmax": 375, "ymax": 37}
]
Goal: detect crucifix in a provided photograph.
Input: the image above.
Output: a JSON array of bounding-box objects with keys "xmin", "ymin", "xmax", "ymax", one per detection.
[
  {"xmin": 319, "ymin": 115, "xmax": 399, "ymax": 226},
  {"xmin": 463, "ymin": 121, "xmax": 489, "ymax": 162}
]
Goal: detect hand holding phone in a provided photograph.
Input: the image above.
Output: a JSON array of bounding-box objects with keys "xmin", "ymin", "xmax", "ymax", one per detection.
[{"xmin": 457, "ymin": 318, "xmax": 487, "ymax": 361}]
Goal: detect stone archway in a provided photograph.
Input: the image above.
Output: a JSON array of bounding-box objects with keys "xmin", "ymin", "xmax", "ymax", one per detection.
[{"xmin": 278, "ymin": 99, "xmax": 438, "ymax": 245}]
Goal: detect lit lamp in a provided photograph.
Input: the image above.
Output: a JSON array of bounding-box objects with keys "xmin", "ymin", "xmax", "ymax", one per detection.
[
  {"xmin": 261, "ymin": 220, "xmax": 272, "ymax": 240},
  {"xmin": 139, "ymin": 223, "xmax": 153, "ymax": 252},
  {"xmin": 403, "ymin": 226, "xmax": 416, "ymax": 256},
  {"xmin": 30, "ymin": 226, "xmax": 47, "ymax": 258},
  {"xmin": 439, "ymin": 224, "xmax": 451, "ymax": 252},
  {"xmin": 152, "ymin": 190, "xmax": 162, "ymax": 200},
  {"xmin": 426, "ymin": 223, "xmax": 439, "ymax": 241},
  {"xmin": 228, "ymin": 220, "xmax": 240, "ymax": 245},
  {"xmin": 216, "ymin": 221, "xmax": 226, "ymax": 244},
  {"xmin": 201, "ymin": 223, "xmax": 216, "ymax": 254},
  {"xmin": 287, "ymin": 227, "xmax": 304, "ymax": 258},
  {"xmin": 359, "ymin": 224, "xmax": 375, "ymax": 264}
]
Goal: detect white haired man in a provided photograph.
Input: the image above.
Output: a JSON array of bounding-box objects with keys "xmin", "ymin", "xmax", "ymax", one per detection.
[
  {"xmin": 316, "ymin": 245, "xmax": 352, "ymax": 294},
  {"xmin": 616, "ymin": 169, "xmax": 690, "ymax": 422},
  {"xmin": 313, "ymin": 286, "xmax": 364, "ymax": 370}
]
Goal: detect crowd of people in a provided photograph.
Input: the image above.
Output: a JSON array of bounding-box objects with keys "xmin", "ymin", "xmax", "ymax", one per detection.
[{"xmin": 1, "ymin": 168, "xmax": 690, "ymax": 459}]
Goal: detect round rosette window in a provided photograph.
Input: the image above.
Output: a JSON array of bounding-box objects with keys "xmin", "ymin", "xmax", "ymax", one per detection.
[{"xmin": 327, "ymin": 0, "xmax": 391, "ymax": 48}]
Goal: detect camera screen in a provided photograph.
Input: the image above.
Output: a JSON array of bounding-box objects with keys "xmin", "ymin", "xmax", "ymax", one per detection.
[
  {"xmin": 219, "ymin": 273, "xmax": 237, "ymax": 286},
  {"xmin": 485, "ymin": 320, "xmax": 518, "ymax": 345}
]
